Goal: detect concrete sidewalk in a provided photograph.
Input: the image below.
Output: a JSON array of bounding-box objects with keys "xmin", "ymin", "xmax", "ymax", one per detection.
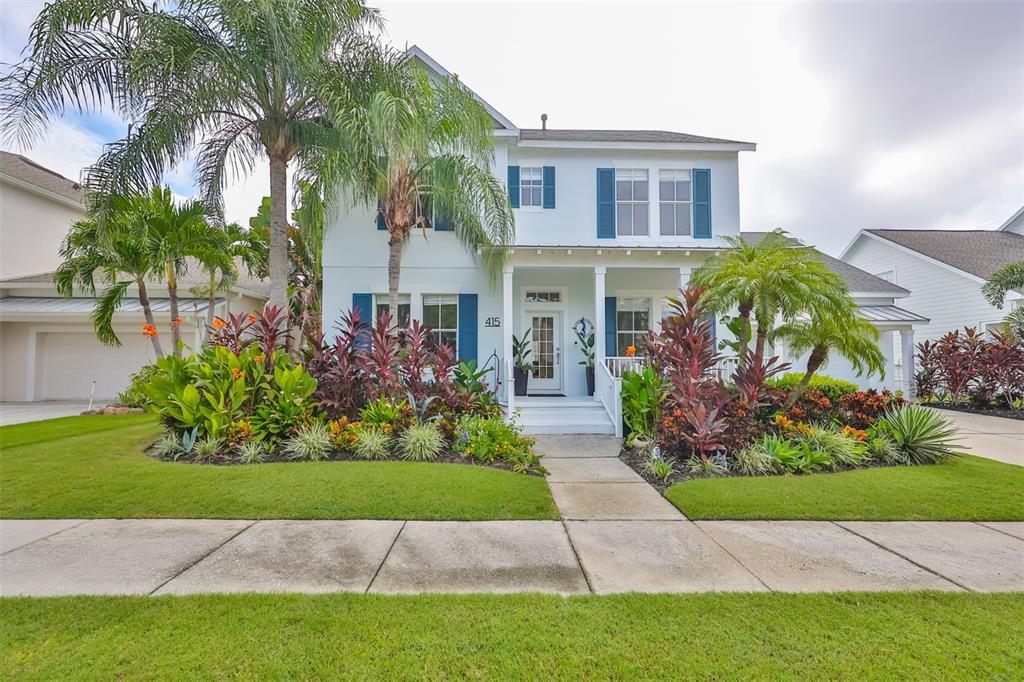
[
  {"xmin": 0, "ymin": 401, "xmax": 94, "ymax": 426},
  {"xmin": 931, "ymin": 408, "xmax": 1024, "ymax": 467},
  {"xmin": 2, "ymin": 518, "xmax": 1021, "ymax": 596}
]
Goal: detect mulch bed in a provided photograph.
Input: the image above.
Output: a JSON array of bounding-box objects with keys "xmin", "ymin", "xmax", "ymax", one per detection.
[{"xmin": 927, "ymin": 403, "xmax": 1024, "ymax": 422}]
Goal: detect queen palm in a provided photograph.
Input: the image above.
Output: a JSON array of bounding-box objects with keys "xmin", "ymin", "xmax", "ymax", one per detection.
[
  {"xmin": 312, "ymin": 66, "xmax": 515, "ymax": 319},
  {"xmin": 693, "ymin": 230, "xmax": 854, "ymax": 363},
  {"xmin": 982, "ymin": 261, "xmax": 1024, "ymax": 337},
  {"xmin": 0, "ymin": 0, "xmax": 383, "ymax": 317},
  {"xmin": 772, "ymin": 313, "xmax": 886, "ymax": 409}
]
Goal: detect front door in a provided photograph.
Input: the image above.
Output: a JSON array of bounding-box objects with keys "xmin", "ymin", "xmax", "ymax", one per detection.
[{"xmin": 528, "ymin": 312, "xmax": 562, "ymax": 393}]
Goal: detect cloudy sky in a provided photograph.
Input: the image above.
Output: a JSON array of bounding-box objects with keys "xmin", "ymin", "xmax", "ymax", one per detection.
[{"xmin": 2, "ymin": 0, "xmax": 1021, "ymax": 254}]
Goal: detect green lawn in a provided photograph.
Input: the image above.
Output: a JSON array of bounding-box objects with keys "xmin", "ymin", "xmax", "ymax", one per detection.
[
  {"xmin": 2, "ymin": 593, "xmax": 1022, "ymax": 679},
  {"xmin": 0, "ymin": 415, "xmax": 557, "ymax": 520},
  {"xmin": 668, "ymin": 454, "xmax": 1024, "ymax": 521}
]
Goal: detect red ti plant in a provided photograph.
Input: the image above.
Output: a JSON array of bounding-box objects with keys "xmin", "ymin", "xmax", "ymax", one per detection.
[
  {"xmin": 914, "ymin": 339, "xmax": 940, "ymax": 402},
  {"xmin": 363, "ymin": 314, "xmax": 404, "ymax": 402},
  {"xmin": 398, "ymin": 320, "xmax": 435, "ymax": 403},
  {"xmin": 731, "ymin": 349, "xmax": 790, "ymax": 409},
  {"xmin": 680, "ymin": 402, "xmax": 728, "ymax": 466},
  {"xmin": 207, "ymin": 312, "xmax": 255, "ymax": 353},
  {"xmin": 980, "ymin": 330, "xmax": 1024, "ymax": 409},
  {"xmin": 935, "ymin": 328, "xmax": 984, "ymax": 402},
  {"xmin": 306, "ymin": 309, "xmax": 365, "ymax": 419},
  {"xmin": 250, "ymin": 303, "xmax": 290, "ymax": 368}
]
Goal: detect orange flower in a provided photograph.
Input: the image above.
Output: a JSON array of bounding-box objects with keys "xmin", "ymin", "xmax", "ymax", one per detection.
[
  {"xmin": 625, "ymin": 345, "xmax": 637, "ymax": 357},
  {"xmin": 254, "ymin": 354, "xmax": 264, "ymax": 364},
  {"xmin": 171, "ymin": 317, "xmax": 183, "ymax": 326},
  {"xmin": 141, "ymin": 324, "xmax": 158, "ymax": 337},
  {"xmin": 212, "ymin": 318, "xmax": 227, "ymax": 329},
  {"xmin": 231, "ymin": 367, "xmax": 244, "ymax": 380},
  {"xmin": 247, "ymin": 313, "xmax": 257, "ymax": 323}
]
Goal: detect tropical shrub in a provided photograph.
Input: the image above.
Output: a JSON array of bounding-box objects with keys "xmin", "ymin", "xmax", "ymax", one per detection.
[
  {"xmin": 642, "ymin": 452, "xmax": 677, "ymax": 482},
  {"xmin": 840, "ymin": 389, "xmax": 906, "ymax": 428},
  {"xmin": 153, "ymin": 432, "xmax": 185, "ymax": 460},
  {"xmin": 917, "ymin": 328, "xmax": 1023, "ymax": 409},
  {"xmin": 505, "ymin": 449, "xmax": 547, "ymax": 475},
  {"xmin": 359, "ymin": 397, "xmax": 410, "ymax": 435},
  {"xmin": 794, "ymin": 424, "xmax": 867, "ymax": 469},
  {"xmin": 194, "ymin": 436, "xmax": 222, "ymax": 462},
  {"xmin": 352, "ymin": 427, "xmax": 393, "ymax": 460},
  {"xmin": 235, "ymin": 440, "xmax": 267, "ymax": 465},
  {"xmin": 766, "ymin": 373, "xmax": 859, "ymax": 403},
  {"xmin": 399, "ymin": 423, "xmax": 444, "ymax": 461},
  {"xmin": 621, "ymin": 366, "xmax": 668, "ymax": 444},
  {"xmin": 116, "ymin": 364, "xmax": 159, "ymax": 407},
  {"xmin": 283, "ymin": 422, "xmax": 332, "ymax": 461},
  {"xmin": 453, "ymin": 415, "xmax": 537, "ymax": 468},
  {"xmin": 874, "ymin": 405, "xmax": 960, "ymax": 465},
  {"xmin": 687, "ymin": 453, "xmax": 728, "ymax": 477},
  {"xmin": 734, "ymin": 444, "xmax": 776, "ymax": 476},
  {"xmin": 863, "ymin": 435, "xmax": 901, "ymax": 464},
  {"xmin": 327, "ymin": 417, "xmax": 360, "ymax": 451}
]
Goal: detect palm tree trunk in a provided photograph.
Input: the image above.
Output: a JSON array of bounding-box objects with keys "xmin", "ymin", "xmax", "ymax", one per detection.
[
  {"xmin": 137, "ymin": 279, "xmax": 164, "ymax": 358},
  {"xmin": 165, "ymin": 262, "xmax": 181, "ymax": 357},
  {"xmin": 782, "ymin": 345, "xmax": 827, "ymax": 410},
  {"xmin": 754, "ymin": 319, "xmax": 770, "ymax": 365},
  {"xmin": 268, "ymin": 154, "xmax": 290, "ymax": 320},
  {"xmin": 206, "ymin": 270, "xmax": 217, "ymax": 328},
  {"xmin": 736, "ymin": 299, "xmax": 753, "ymax": 359},
  {"xmin": 387, "ymin": 233, "xmax": 403, "ymax": 320}
]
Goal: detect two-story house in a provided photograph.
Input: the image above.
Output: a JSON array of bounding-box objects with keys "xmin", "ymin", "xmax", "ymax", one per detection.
[{"xmin": 322, "ymin": 47, "xmax": 926, "ymax": 434}]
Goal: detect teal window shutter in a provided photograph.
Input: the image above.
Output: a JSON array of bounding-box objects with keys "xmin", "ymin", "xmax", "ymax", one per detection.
[
  {"xmin": 352, "ymin": 293, "xmax": 372, "ymax": 348},
  {"xmin": 604, "ymin": 297, "xmax": 617, "ymax": 356},
  {"xmin": 542, "ymin": 166, "xmax": 556, "ymax": 209},
  {"xmin": 434, "ymin": 210, "xmax": 452, "ymax": 231},
  {"xmin": 700, "ymin": 312, "xmax": 717, "ymax": 345},
  {"xmin": 457, "ymin": 293, "xmax": 478, "ymax": 362},
  {"xmin": 596, "ymin": 169, "xmax": 615, "ymax": 237},
  {"xmin": 693, "ymin": 169, "xmax": 711, "ymax": 238},
  {"xmin": 376, "ymin": 200, "xmax": 386, "ymax": 230},
  {"xmin": 507, "ymin": 166, "xmax": 520, "ymax": 208}
]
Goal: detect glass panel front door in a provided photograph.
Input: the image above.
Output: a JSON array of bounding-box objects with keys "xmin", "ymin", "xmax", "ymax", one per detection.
[{"xmin": 529, "ymin": 312, "xmax": 561, "ymax": 392}]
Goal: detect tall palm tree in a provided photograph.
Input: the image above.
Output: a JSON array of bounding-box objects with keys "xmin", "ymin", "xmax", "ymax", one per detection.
[
  {"xmin": 693, "ymin": 230, "xmax": 854, "ymax": 363},
  {"xmin": 0, "ymin": 0, "xmax": 384, "ymax": 317},
  {"xmin": 54, "ymin": 213, "xmax": 165, "ymax": 356},
  {"xmin": 311, "ymin": 65, "xmax": 515, "ymax": 318},
  {"xmin": 982, "ymin": 261, "xmax": 1024, "ymax": 338},
  {"xmin": 199, "ymin": 222, "xmax": 268, "ymax": 328},
  {"xmin": 773, "ymin": 314, "xmax": 886, "ymax": 409}
]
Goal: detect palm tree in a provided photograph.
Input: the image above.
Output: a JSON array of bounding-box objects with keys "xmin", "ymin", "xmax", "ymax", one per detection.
[
  {"xmin": 0, "ymin": 0, "xmax": 384, "ymax": 317},
  {"xmin": 54, "ymin": 213, "xmax": 165, "ymax": 357},
  {"xmin": 311, "ymin": 66, "xmax": 515, "ymax": 318},
  {"xmin": 982, "ymin": 261, "xmax": 1024, "ymax": 338},
  {"xmin": 693, "ymin": 230, "xmax": 854, "ymax": 363},
  {"xmin": 773, "ymin": 314, "xmax": 886, "ymax": 409},
  {"xmin": 198, "ymin": 222, "xmax": 268, "ymax": 328}
]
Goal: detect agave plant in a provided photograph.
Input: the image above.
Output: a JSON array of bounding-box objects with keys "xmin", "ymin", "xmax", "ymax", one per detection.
[{"xmin": 875, "ymin": 405, "xmax": 960, "ymax": 465}]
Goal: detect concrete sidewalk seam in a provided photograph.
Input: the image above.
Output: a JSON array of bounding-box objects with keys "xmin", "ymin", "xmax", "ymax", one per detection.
[
  {"xmin": 147, "ymin": 520, "xmax": 256, "ymax": 596},
  {"xmin": 365, "ymin": 520, "xmax": 406, "ymax": 594},
  {"xmin": 974, "ymin": 522, "xmax": 1024, "ymax": 543},
  {"xmin": 832, "ymin": 522, "xmax": 971, "ymax": 592},
  {"xmin": 0, "ymin": 519, "xmax": 90, "ymax": 556},
  {"xmin": 560, "ymin": 521, "xmax": 594, "ymax": 594},
  {"xmin": 690, "ymin": 522, "xmax": 773, "ymax": 592}
]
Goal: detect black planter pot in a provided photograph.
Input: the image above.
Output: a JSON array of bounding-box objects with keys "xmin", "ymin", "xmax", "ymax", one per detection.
[
  {"xmin": 513, "ymin": 367, "xmax": 529, "ymax": 396},
  {"xmin": 585, "ymin": 366, "xmax": 595, "ymax": 396}
]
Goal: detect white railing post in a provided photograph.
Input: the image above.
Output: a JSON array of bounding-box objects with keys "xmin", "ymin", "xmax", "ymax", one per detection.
[{"xmin": 503, "ymin": 265, "xmax": 514, "ymax": 419}]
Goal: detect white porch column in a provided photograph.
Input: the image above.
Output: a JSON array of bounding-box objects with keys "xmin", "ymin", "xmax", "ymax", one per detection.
[
  {"xmin": 678, "ymin": 266, "xmax": 692, "ymax": 293},
  {"xmin": 900, "ymin": 328, "xmax": 916, "ymax": 399},
  {"xmin": 502, "ymin": 265, "xmax": 514, "ymax": 416},
  {"xmin": 594, "ymin": 266, "xmax": 607, "ymax": 364}
]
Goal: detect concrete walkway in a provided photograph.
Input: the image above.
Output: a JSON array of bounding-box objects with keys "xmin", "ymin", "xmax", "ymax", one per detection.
[
  {"xmin": 0, "ymin": 401, "xmax": 94, "ymax": 427},
  {"xmin": 2, "ymin": 518, "xmax": 1022, "ymax": 596},
  {"xmin": 931, "ymin": 408, "xmax": 1024, "ymax": 467}
]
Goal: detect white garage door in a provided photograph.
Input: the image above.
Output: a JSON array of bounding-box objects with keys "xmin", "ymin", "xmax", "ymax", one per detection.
[{"xmin": 42, "ymin": 333, "xmax": 157, "ymax": 400}]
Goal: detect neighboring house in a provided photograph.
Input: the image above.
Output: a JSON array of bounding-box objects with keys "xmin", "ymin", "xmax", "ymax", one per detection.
[
  {"xmin": 322, "ymin": 47, "xmax": 922, "ymax": 434},
  {"xmin": 840, "ymin": 219, "xmax": 1024, "ymax": 343},
  {"xmin": 0, "ymin": 152, "xmax": 267, "ymax": 403},
  {"xmin": 999, "ymin": 205, "xmax": 1024, "ymax": 236}
]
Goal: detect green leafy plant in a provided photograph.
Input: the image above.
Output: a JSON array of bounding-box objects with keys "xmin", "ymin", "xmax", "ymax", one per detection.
[
  {"xmin": 180, "ymin": 427, "xmax": 199, "ymax": 456},
  {"xmin": 453, "ymin": 360, "xmax": 490, "ymax": 394},
  {"xmin": 505, "ymin": 449, "xmax": 547, "ymax": 475},
  {"xmin": 353, "ymin": 427, "xmax": 393, "ymax": 460},
  {"xmin": 283, "ymin": 422, "xmax": 332, "ymax": 461},
  {"xmin": 358, "ymin": 397, "xmax": 408, "ymax": 434},
  {"xmin": 734, "ymin": 445, "xmax": 776, "ymax": 476},
  {"xmin": 687, "ymin": 455, "xmax": 728, "ymax": 477},
  {"xmin": 796, "ymin": 424, "xmax": 867, "ymax": 469},
  {"xmin": 642, "ymin": 452, "xmax": 677, "ymax": 482},
  {"xmin": 250, "ymin": 361, "xmax": 319, "ymax": 441},
  {"xmin": 621, "ymin": 366, "xmax": 668, "ymax": 444},
  {"xmin": 194, "ymin": 436, "xmax": 221, "ymax": 462},
  {"xmin": 863, "ymin": 435, "xmax": 902, "ymax": 464},
  {"xmin": 115, "ymin": 364, "xmax": 159, "ymax": 407},
  {"xmin": 766, "ymin": 373, "xmax": 859, "ymax": 403},
  {"xmin": 512, "ymin": 330, "xmax": 533, "ymax": 373},
  {"xmin": 235, "ymin": 440, "xmax": 267, "ymax": 465},
  {"xmin": 453, "ymin": 415, "xmax": 538, "ymax": 472},
  {"xmin": 572, "ymin": 318, "xmax": 595, "ymax": 368},
  {"xmin": 756, "ymin": 434, "xmax": 832, "ymax": 474},
  {"xmin": 399, "ymin": 423, "xmax": 444, "ymax": 461},
  {"xmin": 152, "ymin": 432, "xmax": 184, "ymax": 460},
  {"xmin": 874, "ymin": 405, "xmax": 960, "ymax": 465}
]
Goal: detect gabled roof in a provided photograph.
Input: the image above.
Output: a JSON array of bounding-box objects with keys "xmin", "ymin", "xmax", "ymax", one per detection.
[
  {"xmin": 741, "ymin": 231, "xmax": 909, "ymax": 296},
  {"xmin": 998, "ymin": 205, "xmax": 1024, "ymax": 232},
  {"xmin": 861, "ymin": 229, "xmax": 1024, "ymax": 283},
  {"xmin": 520, "ymin": 129, "xmax": 754, "ymax": 146},
  {"xmin": 0, "ymin": 151, "xmax": 85, "ymax": 206}
]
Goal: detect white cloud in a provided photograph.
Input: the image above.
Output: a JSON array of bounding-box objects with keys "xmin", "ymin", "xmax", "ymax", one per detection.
[{"xmin": 1, "ymin": 118, "xmax": 104, "ymax": 184}]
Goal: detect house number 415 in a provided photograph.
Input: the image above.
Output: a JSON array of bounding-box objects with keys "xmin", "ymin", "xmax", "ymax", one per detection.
[{"xmin": 484, "ymin": 317, "xmax": 501, "ymax": 328}]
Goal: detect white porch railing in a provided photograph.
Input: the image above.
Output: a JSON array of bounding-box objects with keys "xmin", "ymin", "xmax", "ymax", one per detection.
[
  {"xmin": 604, "ymin": 356, "xmax": 647, "ymax": 379},
  {"xmin": 595, "ymin": 360, "xmax": 622, "ymax": 437}
]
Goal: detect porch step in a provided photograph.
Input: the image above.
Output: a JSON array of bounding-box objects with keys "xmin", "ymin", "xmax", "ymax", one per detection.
[{"xmin": 512, "ymin": 399, "xmax": 616, "ymax": 435}]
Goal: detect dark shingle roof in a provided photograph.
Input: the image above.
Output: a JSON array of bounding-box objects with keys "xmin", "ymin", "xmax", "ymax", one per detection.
[
  {"xmin": 866, "ymin": 229, "xmax": 1024, "ymax": 282},
  {"xmin": 519, "ymin": 129, "xmax": 754, "ymax": 146},
  {"xmin": 742, "ymin": 231, "xmax": 909, "ymax": 296},
  {"xmin": 0, "ymin": 151, "xmax": 85, "ymax": 204}
]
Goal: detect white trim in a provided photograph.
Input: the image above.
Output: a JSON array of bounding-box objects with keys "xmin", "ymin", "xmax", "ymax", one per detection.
[
  {"xmin": 998, "ymin": 205, "xmax": 1024, "ymax": 231},
  {"xmin": 515, "ymin": 140, "xmax": 756, "ymax": 152},
  {"xmin": 0, "ymin": 173, "xmax": 86, "ymax": 211},
  {"xmin": 519, "ymin": 286, "xmax": 568, "ymax": 394}
]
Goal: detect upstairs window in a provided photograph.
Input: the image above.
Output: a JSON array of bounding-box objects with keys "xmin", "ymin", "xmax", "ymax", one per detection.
[
  {"xmin": 616, "ymin": 169, "xmax": 649, "ymax": 236},
  {"xmin": 659, "ymin": 169, "xmax": 692, "ymax": 236},
  {"xmin": 374, "ymin": 294, "xmax": 411, "ymax": 326},
  {"xmin": 423, "ymin": 294, "xmax": 458, "ymax": 351},
  {"xmin": 520, "ymin": 167, "xmax": 543, "ymax": 207}
]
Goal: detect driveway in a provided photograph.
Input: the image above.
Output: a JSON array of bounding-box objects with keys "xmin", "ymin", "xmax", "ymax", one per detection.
[
  {"xmin": 931, "ymin": 408, "xmax": 1024, "ymax": 467},
  {"xmin": 0, "ymin": 401, "xmax": 95, "ymax": 427}
]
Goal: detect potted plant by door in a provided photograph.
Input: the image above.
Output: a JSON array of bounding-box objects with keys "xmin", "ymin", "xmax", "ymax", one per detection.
[
  {"xmin": 512, "ymin": 330, "xmax": 532, "ymax": 397},
  {"xmin": 573, "ymin": 318, "xmax": 596, "ymax": 396}
]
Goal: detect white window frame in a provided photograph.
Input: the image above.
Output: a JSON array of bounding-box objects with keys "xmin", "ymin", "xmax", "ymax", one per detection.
[
  {"xmin": 615, "ymin": 169, "xmax": 649, "ymax": 236},
  {"xmin": 616, "ymin": 297, "xmax": 652, "ymax": 355},
  {"xmin": 658, "ymin": 169, "xmax": 693, "ymax": 236},
  {"xmin": 422, "ymin": 294, "xmax": 459, "ymax": 353},
  {"xmin": 374, "ymin": 294, "xmax": 411, "ymax": 326},
  {"xmin": 520, "ymin": 166, "xmax": 543, "ymax": 208}
]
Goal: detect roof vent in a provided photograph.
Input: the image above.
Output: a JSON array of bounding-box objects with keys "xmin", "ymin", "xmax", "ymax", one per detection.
[{"xmin": 541, "ymin": 113, "xmax": 547, "ymax": 131}]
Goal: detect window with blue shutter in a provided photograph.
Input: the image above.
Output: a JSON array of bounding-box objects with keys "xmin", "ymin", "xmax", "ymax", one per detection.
[
  {"xmin": 604, "ymin": 296, "xmax": 617, "ymax": 357},
  {"xmin": 376, "ymin": 200, "xmax": 386, "ymax": 230},
  {"xmin": 352, "ymin": 293, "xmax": 372, "ymax": 348},
  {"xmin": 542, "ymin": 166, "xmax": 556, "ymax": 209},
  {"xmin": 507, "ymin": 166, "xmax": 520, "ymax": 208},
  {"xmin": 434, "ymin": 210, "xmax": 451, "ymax": 231},
  {"xmin": 700, "ymin": 312, "xmax": 717, "ymax": 345},
  {"xmin": 457, "ymin": 293, "xmax": 478, "ymax": 362},
  {"xmin": 596, "ymin": 168, "xmax": 615, "ymax": 238},
  {"xmin": 692, "ymin": 168, "xmax": 711, "ymax": 238}
]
